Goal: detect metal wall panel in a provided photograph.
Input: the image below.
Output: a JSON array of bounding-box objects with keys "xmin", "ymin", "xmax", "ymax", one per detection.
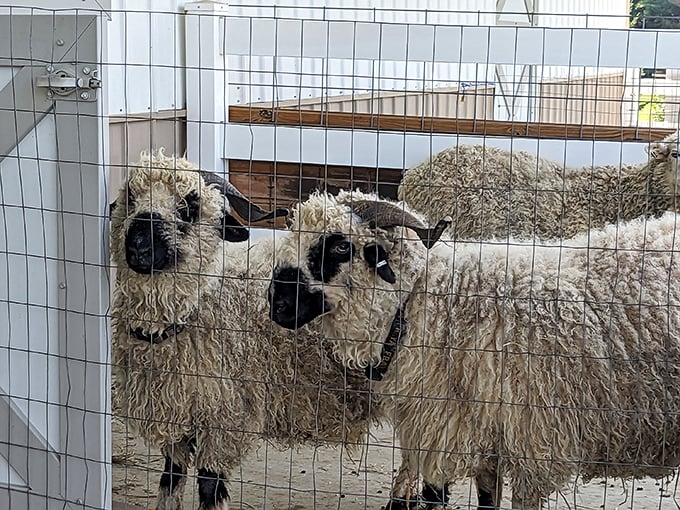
[
  {"xmin": 536, "ymin": 0, "xmax": 629, "ymax": 28},
  {"xmin": 537, "ymin": 72, "xmax": 625, "ymax": 125},
  {"xmin": 266, "ymin": 85, "xmax": 495, "ymax": 119}
]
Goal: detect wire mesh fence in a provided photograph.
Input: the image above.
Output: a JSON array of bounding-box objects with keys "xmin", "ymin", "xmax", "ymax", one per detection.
[{"xmin": 5, "ymin": 2, "xmax": 680, "ymax": 510}]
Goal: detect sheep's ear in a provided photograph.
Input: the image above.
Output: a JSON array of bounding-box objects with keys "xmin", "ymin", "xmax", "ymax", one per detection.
[
  {"xmin": 109, "ymin": 200, "xmax": 117, "ymax": 217},
  {"xmin": 285, "ymin": 200, "xmax": 299, "ymax": 229},
  {"xmin": 647, "ymin": 142, "xmax": 671, "ymax": 161},
  {"xmin": 350, "ymin": 199, "xmax": 451, "ymax": 248},
  {"xmin": 201, "ymin": 171, "xmax": 289, "ymax": 222},
  {"xmin": 219, "ymin": 212, "xmax": 250, "ymax": 242},
  {"xmin": 363, "ymin": 243, "xmax": 396, "ymax": 284}
]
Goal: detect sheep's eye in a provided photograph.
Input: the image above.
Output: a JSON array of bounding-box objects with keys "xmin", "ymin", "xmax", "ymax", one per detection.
[
  {"xmin": 672, "ymin": 150, "xmax": 678, "ymax": 159},
  {"xmin": 177, "ymin": 191, "xmax": 201, "ymax": 223},
  {"xmin": 331, "ymin": 241, "xmax": 351, "ymax": 255},
  {"xmin": 308, "ymin": 233, "xmax": 355, "ymax": 283}
]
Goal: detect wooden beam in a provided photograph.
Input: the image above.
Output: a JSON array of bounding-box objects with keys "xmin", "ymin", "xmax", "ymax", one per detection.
[
  {"xmin": 229, "ymin": 105, "xmax": 675, "ymax": 142},
  {"xmin": 227, "ymin": 159, "xmax": 402, "ymax": 229}
]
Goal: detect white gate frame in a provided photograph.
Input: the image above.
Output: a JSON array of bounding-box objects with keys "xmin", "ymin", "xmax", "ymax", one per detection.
[{"xmin": 0, "ymin": 10, "xmax": 110, "ymax": 510}]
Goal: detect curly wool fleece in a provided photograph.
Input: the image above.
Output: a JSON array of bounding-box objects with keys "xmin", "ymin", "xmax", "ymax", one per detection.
[
  {"xmin": 399, "ymin": 137, "xmax": 680, "ymax": 241},
  {"xmin": 277, "ymin": 189, "xmax": 680, "ymax": 509},
  {"xmin": 110, "ymin": 155, "xmax": 392, "ymax": 507}
]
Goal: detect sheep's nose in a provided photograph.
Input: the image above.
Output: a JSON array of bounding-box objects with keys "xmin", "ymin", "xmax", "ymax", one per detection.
[
  {"xmin": 268, "ymin": 277, "xmax": 295, "ymax": 321},
  {"xmin": 126, "ymin": 237, "xmax": 154, "ymax": 272},
  {"xmin": 270, "ymin": 296, "xmax": 294, "ymax": 318},
  {"xmin": 268, "ymin": 265, "xmax": 328, "ymax": 330},
  {"xmin": 125, "ymin": 212, "xmax": 170, "ymax": 274}
]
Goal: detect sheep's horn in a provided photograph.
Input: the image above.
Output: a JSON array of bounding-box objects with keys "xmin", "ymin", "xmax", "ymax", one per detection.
[
  {"xmin": 201, "ymin": 171, "xmax": 289, "ymax": 222},
  {"xmin": 350, "ymin": 200, "xmax": 451, "ymax": 248}
]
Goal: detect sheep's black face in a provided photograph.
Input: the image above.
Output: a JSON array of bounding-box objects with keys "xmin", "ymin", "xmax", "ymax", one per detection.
[
  {"xmin": 269, "ymin": 233, "xmax": 360, "ymax": 329},
  {"xmin": 268, "ymin": 266, "xmax": 329, "ymax": 329},
  {"xmin": 125, "ymin": 212, "xmax": 175, "ymax": 274}
]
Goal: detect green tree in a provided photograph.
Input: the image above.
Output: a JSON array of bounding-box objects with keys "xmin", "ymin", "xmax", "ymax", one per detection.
[{"xmin": 630, "ymin": 0, "xmax": 680, "ymax": 28}]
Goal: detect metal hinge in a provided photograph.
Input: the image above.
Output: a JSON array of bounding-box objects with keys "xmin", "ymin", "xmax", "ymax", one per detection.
[{"xmin": 35, "ymin": 65, "xmax": 101, "ymax": 101}]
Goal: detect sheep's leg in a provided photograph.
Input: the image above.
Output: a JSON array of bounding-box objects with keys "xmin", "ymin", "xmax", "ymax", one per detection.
[
  {"xmin": 156, "ymin": 440, "xmax": 193, "ymax": 510},
  {"xmin": 197, "ymin": 468, "xmax": 229, "ymax": 510},
  {"xmin": 510, "ymin": 484, "xmax": 543, "ymax": 510},
  {"xmin": 477, "ymin": 487, "xmax": 494, "ymax": 509},
  {"xmin": 384, "ymin": 459, "xmax": 419, "ymax": 510},
  {"xmin": 156, "ymin": 455, "xmax": 188, "ymax": 510},
  {"xmin": 475, "ymin": 469, "xmax": 503, "ymax": 509},
  {"xmin": 419, "ymin": 471, "xmax": 501, "ymax": 509},
  {"xmin": 421, "ymin": 481, "xmax": 449, "ymax": 509},
  {"xmin": 511, "ymin": 492, "xmax": 542, "ymax": 510}
]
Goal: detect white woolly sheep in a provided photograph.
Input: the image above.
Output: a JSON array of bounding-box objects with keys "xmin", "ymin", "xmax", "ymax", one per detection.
[
  {"xmin": 398, "ymin": 134, "xmax": 680, "ymax": 241},
  {"xmin": 110, "ymin": 155, "xmax": 417, "ymax": 510},
  {"xmin": 269, "ymin": 189, "xmax": 680, "ymax": 509}
]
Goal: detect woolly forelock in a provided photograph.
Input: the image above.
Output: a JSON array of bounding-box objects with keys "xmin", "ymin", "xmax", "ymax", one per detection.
[
  {"xmin": 662, "ymin": 129, "xmax": 679, "ymax": 144},
  {"xmin": 110, "ymin": 151, "xmax": 227, "ymax": 333},
  {"xmin": 398, "ymin": 142, "xmax": 680, "ymax": 243},
  {"xmin": 112, "ymin": 228, "xmax": 380, "ymax": 472},
  {"xmin": 647, "ymin": 130, "xmax": 680, "ymax": 205},
  {"xmin": 360, "ymin": 211, "xmax": 680, "ymax": 493},
  {"xmin": 652, "ymin": 138, "xmax": 680, "ymax": 200},
  {"xmin": 276, "ymin": 190, "xmax": 429, "ymax": 368}
]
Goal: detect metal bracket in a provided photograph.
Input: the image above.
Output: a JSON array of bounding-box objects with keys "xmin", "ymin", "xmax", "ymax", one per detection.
[{"xmin": 35, "ymin": 65, "xmax": 101, "ymax": 101}]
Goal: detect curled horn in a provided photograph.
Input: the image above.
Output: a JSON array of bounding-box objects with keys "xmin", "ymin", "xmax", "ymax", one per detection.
[
  {"xmin": 201, "ymin": 171, "xmax": 289, "ymax": 222},
  {"xmin": 351, "ymin": 200, "xmax": 451, "ymax": 248}
]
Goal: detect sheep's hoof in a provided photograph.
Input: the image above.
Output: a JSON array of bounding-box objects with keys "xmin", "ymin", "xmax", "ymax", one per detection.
[{"xmin": 476, "ymin": 487, "xmax": 495, "ymax": 509}]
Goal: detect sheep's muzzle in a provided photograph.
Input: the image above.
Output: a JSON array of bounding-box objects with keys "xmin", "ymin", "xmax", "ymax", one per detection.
[
  {"xmin": 125, "ymin": 212, "xmax": 175, "ymax": 274},
  {"xmin": 268, "ymin": 265, "xmax": 329, "ymax": 330}
]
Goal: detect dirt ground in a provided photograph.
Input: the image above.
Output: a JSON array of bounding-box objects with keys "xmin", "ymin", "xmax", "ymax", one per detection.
[{"xmin": 111, "ymin": 415, "xmax": 680, "ymax": 510}]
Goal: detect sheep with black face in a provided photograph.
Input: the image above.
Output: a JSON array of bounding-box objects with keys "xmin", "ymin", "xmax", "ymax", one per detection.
[
  {"xmin": 269, "ymin": 189, "xmax": 680, "ymax": 510},
  {"xmin": 111, "ymin": 154, "xmax": 414, "ymax": 510}
]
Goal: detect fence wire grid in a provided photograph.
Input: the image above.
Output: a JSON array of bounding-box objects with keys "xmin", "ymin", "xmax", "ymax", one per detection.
[{"xmin": 3, "ymin": 2, "xmax": 680, "ymax": 510}]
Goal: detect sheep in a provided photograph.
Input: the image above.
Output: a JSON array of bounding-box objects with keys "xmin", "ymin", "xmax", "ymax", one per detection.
[
  {"xmin": 110, "ymin": 153, "xmax": 420, "ymax": 510},
  {"xmin": 268, "ymin": 188, "xmax": 680, "ymax": 509},
  {"xmin": 398, "ymin": 134, "xmax": 680, "ymax": 241}
]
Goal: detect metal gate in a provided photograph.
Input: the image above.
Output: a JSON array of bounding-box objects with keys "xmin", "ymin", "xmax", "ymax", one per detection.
[{"xmin": 0, "ymin": 11, "xmax": 110, "ymax": 510}]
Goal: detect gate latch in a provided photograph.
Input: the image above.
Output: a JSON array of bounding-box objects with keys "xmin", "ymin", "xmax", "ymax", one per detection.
[{"xmin": 35, "ymin": 65, "xmax": 101, "ymax": 101}]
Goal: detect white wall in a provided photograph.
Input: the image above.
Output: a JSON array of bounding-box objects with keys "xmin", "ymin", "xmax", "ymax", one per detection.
[{"xmin": 107, "ymin": 0, "xmax": 186, "ymax": 114}]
